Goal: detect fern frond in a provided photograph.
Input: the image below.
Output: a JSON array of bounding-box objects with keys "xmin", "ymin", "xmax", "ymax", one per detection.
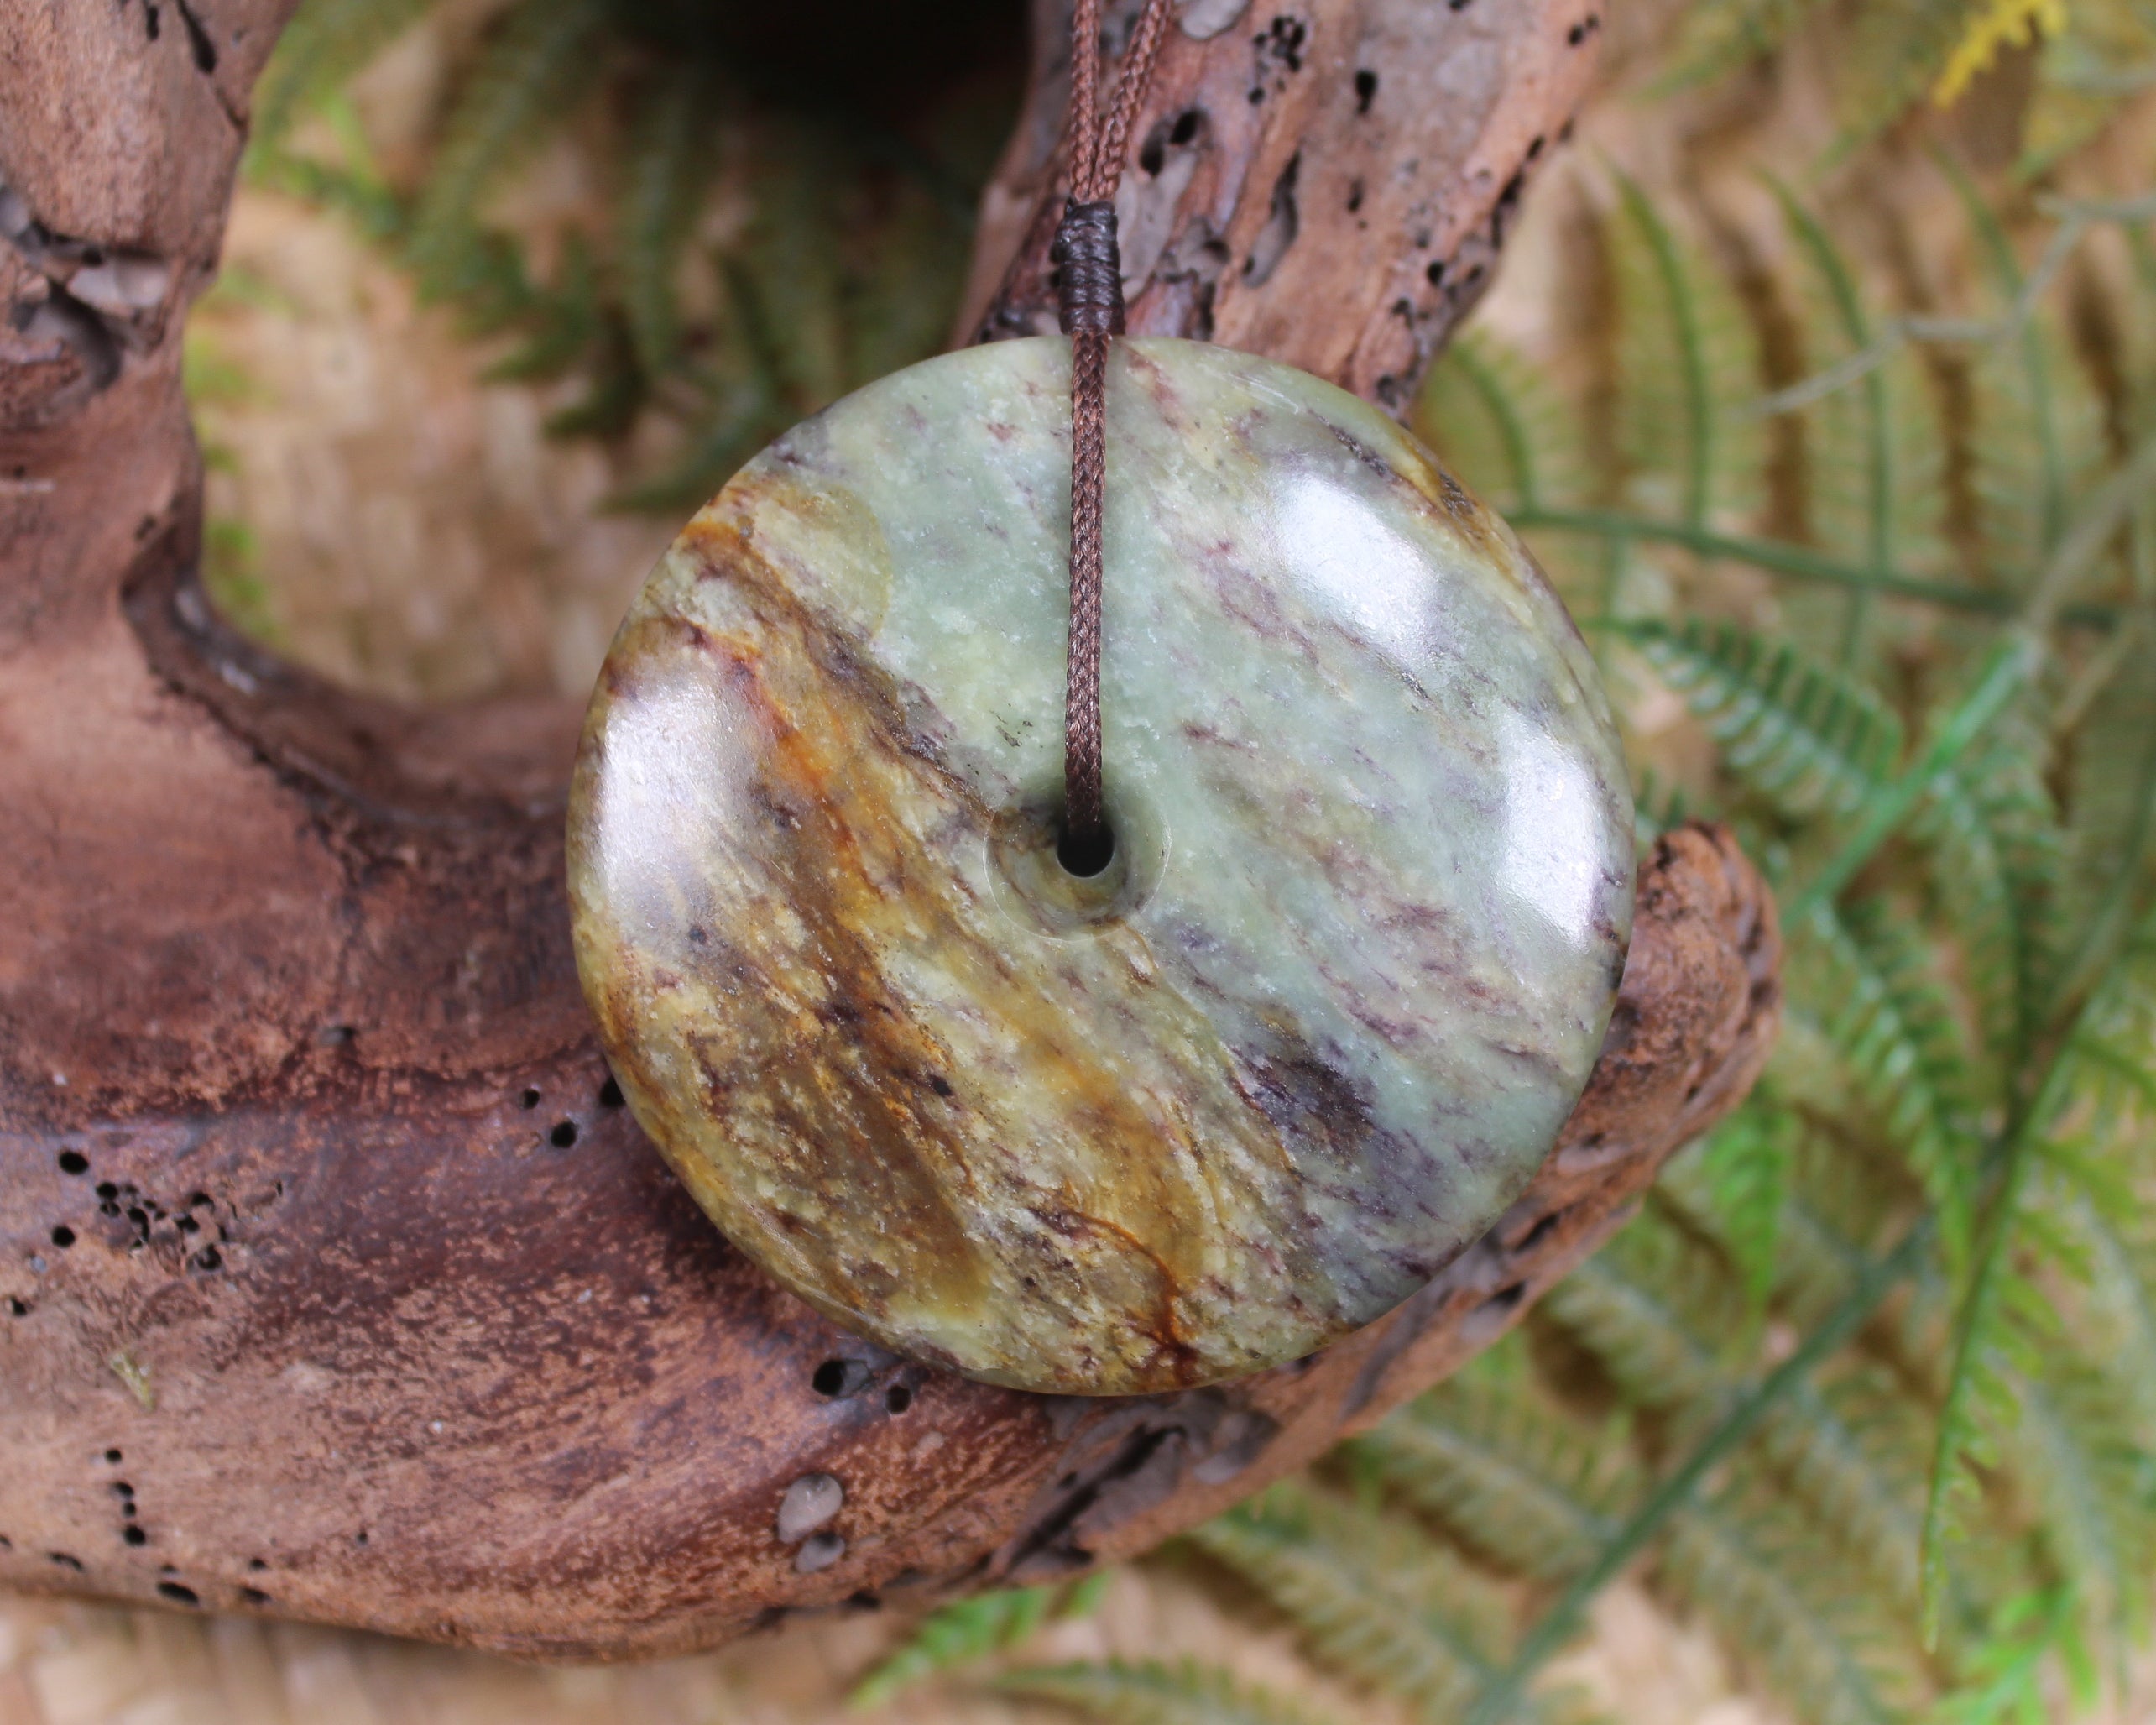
[
  {"xmin": 731, "ymin": 126, "xmax": 848, "ymax": 410},
  {"xmin": 1999, "ymin": 1359, "xmax": 2154, "ymax": 1633},
  {"xmin": 618, "ymin": 64, "xmax": 718, "ymax": 379},
  {"xmin": 1618, "ymin": 619, "xmax": 1903, "ymax": 820},
  {"xmin": 1946, "ymin": 160, "xmax": 2112, "ymax": 589},
  {"xmin": 1932, "ymin": 1584, "xmax": 2099, "ymax": 1724},
  {"xmin": 1609, "ymin": 171, "xmax": 1762, "ymax": 530},
  {"xmin": 998, "ymin": 1659, "xmax": 1342, "ymax": 1725},
  {"xmin": 841, "ymin": 174, "xmax": 977, "ymax": 397},
  {"xmin": 1798, "ymin": 897, "xmax": 1982, "ymax": 1255},
  {"xmin": 1188, "ymin": 1488, "xmax": 1504, "ymax": 1721},
  {"xmin": 1415, "ymin": 331, "xmax": 1588, "ymax": 518},
  {"xmin": 1662, "ymin": 0, "xmax": 1833, "ymax": 87},
  {"xmin": 1660, "ymin": 1496, "xmax": 1920, "ymax": 1725},
  {"xmin": 2021, "ymin": 2, "xmax": 2156, "ymax": 175},
  {"xmin": 1919, "ymin": 911, "xmax": 2156, "ymax": 1640},
  {"xmin": 848, "ymin": 1580, "xmax": 1094, "ymax": 1707},
  {"xmin": 1751, "ymin": 1371, "xmax": 1931, "ymax": 1612},
  {"xmin": 1913, "ymin": 703, "xmax": 2065, "ymax": 1074},
  {"xmin": 251, "ymin": 0, "xmax": 433, "ymax": 144},
  {"xmin": 405, "ymin": 0, "xmax": 613, "ymax": 297},
  {"xmin": 2044, "ymin": 1184, "xmax": 2156, "ymax": 1437},
  {"xmin": 1663, "ymin": 1105, "xmax": 1797, "ymax": 1311},
  {"xmin": 484, "ymin": 231, "xmax": 603, "ymax": 382},
  {"xmin": 605, "ymin": 263, "xmax": 788, "ymax": 511},
  {"xmin": 1537, "ymin": 1214, "xmax": 1740, "ymax": 1423},
  {"xmin": 1347, "ymin": 1383, "xmax": 1633, "ymax": 1583},
  {"xmin": 1767, "ymin": 178, "xmax": 1951, "ymax": 668}
]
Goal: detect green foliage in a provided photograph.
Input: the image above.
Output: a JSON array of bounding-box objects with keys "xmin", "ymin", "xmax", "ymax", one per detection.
[
  {"xmin": 848, "ymin": 1576, "xmax": 1106, "ymax": 1708},
  {"xmin": 1393, "ymin": 145, "xmax": 2155, "ymax": 1720},
  {"xmin": 248, "ymin": 0, "xmax": 1010, "ymax": 508},
  {"xmin": 1186, "ymin": 1487, "xmax": 1516, "ymax": 1723},
  {"xmin": 405, "ymin": 0, "xmax": 614, "ymax": 301},
  {"xmin": 1000, "ymin": 1659, "xmax": 1337, "ymax": 1725},
  {"xmin": 1616, "ymin": 618, "xmax": 1904, "ymax": 821},
  {"xmin": 1665, "ymin": 0, "xmax": 2153, "ymax": 170}
]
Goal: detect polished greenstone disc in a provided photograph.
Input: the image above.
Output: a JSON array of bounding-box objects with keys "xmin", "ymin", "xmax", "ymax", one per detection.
[{"xmin": 568, "ymin": 337, "xmax": 1634, "ymax": 1396}]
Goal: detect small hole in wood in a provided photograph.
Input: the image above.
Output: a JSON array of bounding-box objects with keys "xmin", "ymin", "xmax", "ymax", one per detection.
[
  {"xmin": 520, "ymin": 1087, "xmax": 541, "ymax": 1110},
  {"xmin": 123, "ymin": 1525, "xmax": 147, "ymax": 1546},
  {"xmin": 50, "ymin": 1226, "xmax": 74, "ymax": 1248},
  {"xmin": 550, "ymin": 1121, "xmax": 578, "ymax": 1148},
  {"xmin": 885, "ymin": 1384, "xmax": 912, "ymax": 1414},
  {"xmin": 598, "ymin": 1076, "xmax": 624, "ymax": 1109},
  {"xmin": 57, "ymin": 1151, "xmax": 88, "ymax": 1175},
  {"xmin": 156, "ymin": 1581, "xmax": 200, "ymax": 1606}
]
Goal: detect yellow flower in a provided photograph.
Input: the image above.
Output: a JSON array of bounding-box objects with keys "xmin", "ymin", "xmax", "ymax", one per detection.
[{"xmin": 1933, "ymin": 0, "xmax": 2070, "ymax": 105}]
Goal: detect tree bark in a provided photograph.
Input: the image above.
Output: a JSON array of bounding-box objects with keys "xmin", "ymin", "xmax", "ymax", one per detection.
[{"xmin": 0, "ymin": 0, "xmax": 1751, "ymax": 1665}]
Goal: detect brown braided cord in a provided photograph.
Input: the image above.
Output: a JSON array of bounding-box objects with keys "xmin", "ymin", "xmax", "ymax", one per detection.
[{"xmin": 1057, "ymin": 0, "xmax": 1173, "ymax": 862}]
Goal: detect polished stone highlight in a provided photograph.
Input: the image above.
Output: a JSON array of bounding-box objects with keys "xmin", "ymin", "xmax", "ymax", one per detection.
[{"xmin": 569, "ymin": 337, "xmax": 1634, "ymax": 1396}]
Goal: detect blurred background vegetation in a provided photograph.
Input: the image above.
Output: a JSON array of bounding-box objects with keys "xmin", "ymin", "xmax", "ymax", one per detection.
[{"xmin": 11, "ymin": 0, "xmax": 2155, "ymax": 1720}]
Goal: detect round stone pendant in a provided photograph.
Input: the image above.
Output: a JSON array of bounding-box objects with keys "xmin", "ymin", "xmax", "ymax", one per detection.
[{"xmin": 568, "ymin": 337, "xmax": 1634, "ymax": 1396}]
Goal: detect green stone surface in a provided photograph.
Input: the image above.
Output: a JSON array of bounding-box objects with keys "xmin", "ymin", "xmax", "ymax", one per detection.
[{"xmin": 568, "ymin": 337, "xmax": 1634, "ymax": 1396}]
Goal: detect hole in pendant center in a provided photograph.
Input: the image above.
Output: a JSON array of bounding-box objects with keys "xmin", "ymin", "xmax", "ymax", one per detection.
[
  {"xmin": 986, "ymin": 785, "xmax": 1165, "ymax": 938},
  {"xmin": 1056, "ymin": 819, "xmax": 1116, "ymax": 879}
]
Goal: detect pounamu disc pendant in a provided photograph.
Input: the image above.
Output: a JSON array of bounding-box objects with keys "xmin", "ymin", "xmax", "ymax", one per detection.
[{"xmin": 568, "ymin": 337, "xmax": 1635, "ymax": 1396}]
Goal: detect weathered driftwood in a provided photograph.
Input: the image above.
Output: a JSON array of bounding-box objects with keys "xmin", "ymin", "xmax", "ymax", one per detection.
[{"xmin": 0, "ymin": 0, "xmax": 1761, "ymax": 1664}]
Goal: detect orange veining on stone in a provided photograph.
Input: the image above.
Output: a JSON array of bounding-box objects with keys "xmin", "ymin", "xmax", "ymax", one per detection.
[{"xmin": 570, "ymin": 338, "xmax": 1633, "ymax": 1394}]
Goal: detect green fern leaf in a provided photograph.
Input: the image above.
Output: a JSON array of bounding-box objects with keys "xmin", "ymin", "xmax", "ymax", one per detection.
[
  {"xmin": 1538, "ymin": 1221, "xmax": 1732, "ymax": 1414},
  {"xmin": 848, "ymin": 1580, "xmax": 1099, "ymax": 1707},
  {"xmin": 1766, "ymin": 178, "xmax": 1948, "ymax": 668},
  {"xmin": 405, "ymin": 0, "xmax": 613, "ymax": 298},
  {"xmin": 2000, "ymin": 1361, "xmax": 2153, "ymax": 1633},
  {"xmin": 2020, "ymin": 1, "xmax": 2156, "ymax": 176},
  {"xmin": 251, "ymin": 0, "xmax": 434, "ymax": 144},
  {"xmin": 1661, "ymin": 0, "xmax": 1833, "ymax": 88},
  {"xmin": 1913, "ymin": 712, "xmax": 2065, "ymax": 1075},
  {"xmin": 1751, "ymin": 1372, "xmax": 1931, "ymax": 1612},
  {"xmin": 618, "ymin": 65, "xmax": 719, "ymax": 379},
  {"xmin": 1188, "ymin": 1489, "xmax": 1502, "ymax": 1721},
  {"xmin": 1610, "ymin": 170, "xmax": 1762, "ymax": 530},
  {"xmin": 484, "ymin": 231, "xmax": 603, "ymax": 382},
  {"xmin": 1660, "ymin": 1496, "xmax": 1918, "ymax": 1725},
  {"xmin": 1668, "ymin": 1105, "xmax": 1797, "ymax": 1311},
  {"xmin": 1415, "ymin": 330, "xmax": 1589, "ymax": 518},
  {"xmin": 1349, "ymin": 1382, "xmax": 1632, "ymax": 1584},
  {"xmin": 999, "ymin": 1658, "xmax": 1343, "ymax": 1725},
  {"xmin": 1619, "ymin": 618, "xmax": 1903, "ymax": 819},
  {"xmin": 1798, "ymin": 897, "xmax": 1982, "ymax": 1256},
  {"xmin": 1943, "ymin": 159, "xmax": 2110, "ymax": 590}
]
